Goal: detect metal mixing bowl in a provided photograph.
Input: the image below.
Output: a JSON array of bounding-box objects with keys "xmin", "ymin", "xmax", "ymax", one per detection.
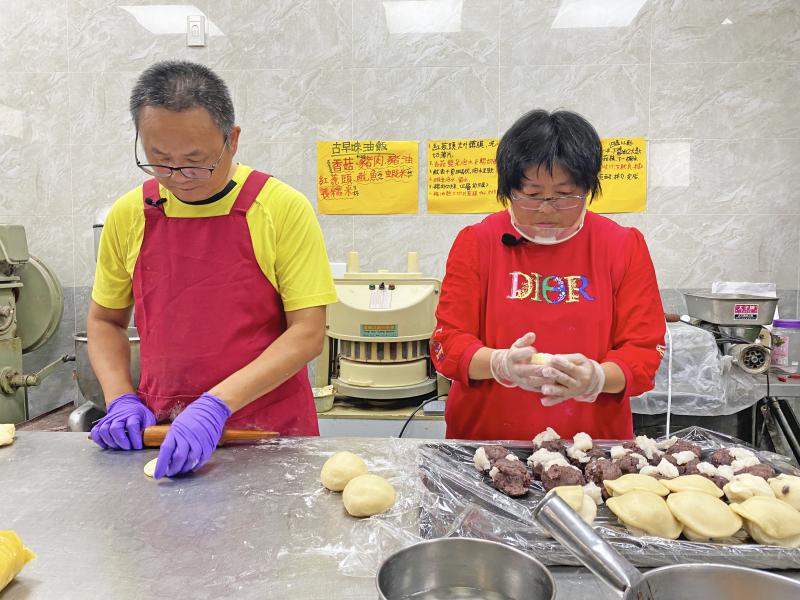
[
  {"xmin": 73, "ymin": 327, "xmax": 140, "ymax": 412},
  {"xmin": 376, "ymin": 537, "xmax": 555, "ymax": 600}
]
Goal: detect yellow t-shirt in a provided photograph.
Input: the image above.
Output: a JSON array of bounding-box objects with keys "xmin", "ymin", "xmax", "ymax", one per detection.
[{"xmin": 93, "ymin": 164, "xmax": 337, "ymax": 312}]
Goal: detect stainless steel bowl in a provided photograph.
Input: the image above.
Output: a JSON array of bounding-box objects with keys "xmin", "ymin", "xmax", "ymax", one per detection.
[
  {"xmin": 73, "ymin": 327, "xmax": 140, "ymax": 411},
  {"xmin": 376, "ymin": 538, "xmax": 555, "ymax": 600}
]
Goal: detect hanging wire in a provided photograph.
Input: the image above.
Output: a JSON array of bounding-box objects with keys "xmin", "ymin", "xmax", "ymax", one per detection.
[
  {"xmin": 665, "ymin": 319, "xmax": 673, "ymax": 438},
  {"xmin": 398, "ymin": 395, "xmax": 447, "ymax": 438}
]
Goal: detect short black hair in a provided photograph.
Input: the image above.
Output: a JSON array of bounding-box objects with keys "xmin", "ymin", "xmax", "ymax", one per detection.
[
  {"xmin": 129, "ymin": 60, "xmax": 234, "ymax": 137},
  {"xmin": 496, "ymin": 109, "xmax": 602, "ymax": 206}
]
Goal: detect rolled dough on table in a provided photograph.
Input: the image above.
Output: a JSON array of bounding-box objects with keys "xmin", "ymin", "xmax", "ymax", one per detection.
[{"xmin": 144, "ymin": 458, "xmax": 158, "ymax": 478}]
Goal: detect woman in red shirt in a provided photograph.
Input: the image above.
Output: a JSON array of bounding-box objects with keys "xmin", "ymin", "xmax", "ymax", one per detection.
[{"xmin": 431, "ymin": 109, "xmax": 665, "ymax": 440}]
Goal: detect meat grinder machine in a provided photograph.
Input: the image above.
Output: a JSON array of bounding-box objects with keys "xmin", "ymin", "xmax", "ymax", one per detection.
[
  {"xmin": 313, "ymin": 251, "xmax": 443, "ymax": 406},
  {"xmin": 682, "ymin": 292, "xmax": 778, "ymax": 375},
  {"xmin": 0, "ymin": 225, "xmax": 72, "ymax": 423}
]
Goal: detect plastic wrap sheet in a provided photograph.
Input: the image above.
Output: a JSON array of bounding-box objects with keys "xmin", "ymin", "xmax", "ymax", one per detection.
[
  {"xmin": 631, "ymin": 323, "xmax": 760, "ymax": 416},
  {"xmin": 418, "ymin": 427, "xmax": 800, "ymax": 569},
  {"xmin": 268, "ymin": 436, "xmax": 431, "ymax": 579}
]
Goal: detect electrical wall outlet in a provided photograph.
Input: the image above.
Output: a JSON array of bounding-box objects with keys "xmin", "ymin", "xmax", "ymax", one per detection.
[{"xmin": 187, "ymin": 15, "xmax": 205, "ymax": 47}]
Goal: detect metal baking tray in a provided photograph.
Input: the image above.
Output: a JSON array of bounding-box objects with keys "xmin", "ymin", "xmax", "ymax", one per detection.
[
  {"xmin": 683, "ymin": 292, "xmax": 779, "ymax": 326},
  {"xmin": 417, "ymin": 427, "xmax": 800, "ymax": 570}
]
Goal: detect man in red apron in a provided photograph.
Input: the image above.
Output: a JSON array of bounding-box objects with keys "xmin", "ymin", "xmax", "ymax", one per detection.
[{"xmin": 88, "ymin": 61, "xmax": 337, "ymax": 478}]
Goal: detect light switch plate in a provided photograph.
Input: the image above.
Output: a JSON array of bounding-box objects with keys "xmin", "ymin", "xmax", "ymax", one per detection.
[{"xmin": 187, "ymin": 15, "xmax": 205, "ymax": 47}]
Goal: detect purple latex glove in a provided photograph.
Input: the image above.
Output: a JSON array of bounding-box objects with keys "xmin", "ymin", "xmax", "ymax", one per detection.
[
  {"xmin": 90, "ymin": 393, "xmax": 156, "ymax": 451},
  {"xmin": 154, "ymin": 392, "xmax": 231, "ymax": 479}
]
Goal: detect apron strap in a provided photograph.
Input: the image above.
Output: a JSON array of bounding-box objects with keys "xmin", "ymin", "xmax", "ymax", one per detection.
[
  {"xmin": 231, "ymin": 170, "xmax": 271, "ymax": 216},
  {"xmin": 141, "ymin": 178, "xmax": 165, "ymax": 212}
]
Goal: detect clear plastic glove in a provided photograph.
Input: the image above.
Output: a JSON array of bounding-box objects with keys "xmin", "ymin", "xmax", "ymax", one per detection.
[
  {"xmin": 154, "ymin": 392, "xmax": 231, "ymax": 479},
  {"xmin": 90, "ymin": 393, "xmax": 156, "ymax": 451},
  {"xmin": 540, "ymin": 354, "xmax": 606, "ymax": 406},
  {"xmin": 489, "ymin": 332, "xmax": 552, "ymax": 392}
]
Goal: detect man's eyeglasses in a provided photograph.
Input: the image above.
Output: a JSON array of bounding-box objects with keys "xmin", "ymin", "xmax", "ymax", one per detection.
[
  {"xmin": 510, "ymin": 192, "xmax": 586, "ymax": 211},
  {"xmin": 134, "ymin": 130, "xmax": 228, "ymax": 180}
]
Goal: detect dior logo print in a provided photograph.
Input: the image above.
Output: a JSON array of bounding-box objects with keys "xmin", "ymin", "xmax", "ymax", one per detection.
[{"xmin": 506, "ymin": 272, "xmax": 595, "ymax": 304}]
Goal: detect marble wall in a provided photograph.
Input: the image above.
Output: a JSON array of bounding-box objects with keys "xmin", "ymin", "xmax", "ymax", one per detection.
[{"xmin": 1, "ymin": 0, "xmax": 798, "ymax": 417}]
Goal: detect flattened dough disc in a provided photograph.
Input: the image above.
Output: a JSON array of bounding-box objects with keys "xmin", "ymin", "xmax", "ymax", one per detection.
[{"xmin": 144, "ymin": 458, "xmax": 158, "ymax": 478}]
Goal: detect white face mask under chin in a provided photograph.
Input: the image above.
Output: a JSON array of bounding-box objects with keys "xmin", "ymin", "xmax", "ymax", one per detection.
[{"xmin": 510, "ymin": 205, "xmax": 587, "ymax": 246}]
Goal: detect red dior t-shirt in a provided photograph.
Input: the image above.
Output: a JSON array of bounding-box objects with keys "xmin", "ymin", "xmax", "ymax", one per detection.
[{"xmin": 431, "ymin": 209, "xmax": 665, "ymax": 441}]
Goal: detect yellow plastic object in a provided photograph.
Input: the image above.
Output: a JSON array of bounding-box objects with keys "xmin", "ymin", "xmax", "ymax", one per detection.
[
  {"xmin": 0, "ymin": 531, "xmax": 36, "ymax": 591},
  {"xmin": 0, "ymin": 424, "xmax": 15, "ymax": 446}
]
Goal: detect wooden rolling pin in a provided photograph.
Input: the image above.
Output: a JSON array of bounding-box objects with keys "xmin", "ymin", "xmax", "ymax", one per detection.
[{"xmin": 142, "ymin": 425, "xmax": 279, "ymax": 447}]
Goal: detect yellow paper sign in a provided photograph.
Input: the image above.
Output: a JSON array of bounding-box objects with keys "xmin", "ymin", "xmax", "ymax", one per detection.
[
  {"xmin": 427, "ymin": 139, "xmax": 502, "ymax": 214},
  {"xmin": 317, "ymin": 141, "xmax": 418, "ymax": 214},
  {"xmin": 589, "ymin": 138, "xmax": 646, "ymax": 213}
]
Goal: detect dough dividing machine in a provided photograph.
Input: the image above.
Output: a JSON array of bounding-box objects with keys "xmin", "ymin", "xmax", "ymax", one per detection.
[{"xmin": 314, "ymin": 251, "xmax": 443, "ymax": 406}]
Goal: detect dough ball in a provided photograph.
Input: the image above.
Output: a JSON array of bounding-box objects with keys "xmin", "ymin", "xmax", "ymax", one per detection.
[
  {"xmin": 0, "ymin": 424, "xmax": 15, "ymax": 447},
  {"xmin": 530, "ymin": 352, "xmax": 554, "ymax": 365},
  {"xmin": 342, "ymin": 474, "xmax": 396, "ymax": 518},
  {"xmin": 320, "ymin": 451, "xmax": 368, "ymax": 492},
  {"xmin": 143, "ymin": 458, "xmax": 158, "ymax": 478}
]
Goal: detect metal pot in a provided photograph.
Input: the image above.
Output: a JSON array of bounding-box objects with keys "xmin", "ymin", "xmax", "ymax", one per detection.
[
  {"xmin": 533, "ymin": 493, "xmax": 800, "ymax": 600},
  {"xmin": 376, "ymin": 537, "xmax": 555, "ymax": 600},
  {"xmin": 73, "ymin": 327, "xmax": 140, "ymax": 412}
]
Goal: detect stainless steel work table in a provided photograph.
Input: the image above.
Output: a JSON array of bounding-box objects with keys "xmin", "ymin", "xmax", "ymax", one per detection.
[{"xmin": 1, "ymin": 433, "xmax": 795, "ymax": 600}]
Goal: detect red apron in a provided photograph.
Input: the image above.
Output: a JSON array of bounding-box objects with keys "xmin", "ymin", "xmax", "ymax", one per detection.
[{"xmin": 132, "ymin": 171, "xmax": 319, "ymax": 435}]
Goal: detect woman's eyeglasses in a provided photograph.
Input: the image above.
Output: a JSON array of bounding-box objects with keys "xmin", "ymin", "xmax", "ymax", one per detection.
[{"xmin": 510, "ymin": 192, "xmax": 586, "ymax": 211}]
